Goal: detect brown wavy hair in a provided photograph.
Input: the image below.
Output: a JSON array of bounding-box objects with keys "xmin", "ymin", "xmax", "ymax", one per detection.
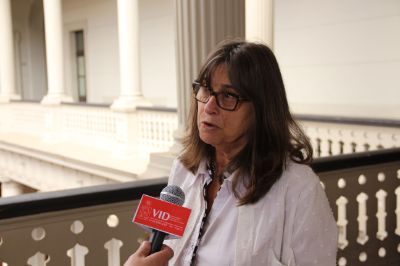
[{"xmin": 179, "ymin": 40, "xmax": 312, "ymax": 205}]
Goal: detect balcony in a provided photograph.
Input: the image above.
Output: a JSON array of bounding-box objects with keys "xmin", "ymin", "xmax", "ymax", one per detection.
[
  {"xmin": 0, "ymin": 101, "xmax": 178, "ymax": 193},
  {"xmin": 0, "ymin": 148, "xmax": 399, "ymax": 265},
  {"xmin": 0, "ymin": 101, "xmax": 399, "ymax": 194}
]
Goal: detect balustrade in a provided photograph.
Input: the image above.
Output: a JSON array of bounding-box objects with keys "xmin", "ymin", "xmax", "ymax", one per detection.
[
  {"xmin": 0, "ymin": 102, "xmax": 178, "ymax": 192},
  {"xmin": 0, "ymin": 102, "xmax": 177, "ymax": 153},
  {"xmin": 0, "ymin": 149, "xmax": 399, "ymax": 265},
  {"xmin": 0, "ymin": 179, "xmax": 166, "ymax": 265},
  {"xmin": 316, "ymin": 148, "xmax": 400, "ymax": 265},
  {"xmin": 297, "ymin": 115, "xmax": 400, "ymax": 157},
  {"xmin": 0, "ymin": 102, "xmax": 398, "ymax": 161}
]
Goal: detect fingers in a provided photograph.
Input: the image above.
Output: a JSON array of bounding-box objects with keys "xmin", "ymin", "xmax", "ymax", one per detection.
[
  {"xmin": 145, "ymin": 244, "xmax": 174, "ymax": 265},
  {"xmin": 124, "ymin": 242, "xmax": 174, "ymax": 266},
  {"xmin": 134, "ymin": 241, "xmax": 151, "ymax": 257},
  {"xmin": 160, "ymin": 244, "xmax": 174, "ymax": 260}
]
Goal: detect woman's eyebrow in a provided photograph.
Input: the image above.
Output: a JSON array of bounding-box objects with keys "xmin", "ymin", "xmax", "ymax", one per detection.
[
  {"xmin": 213, "ymin": 86, "xmax": 237, "ymax": 94},
  {"xmin": 212, "ymin": 84, "xmax": 235, "ymax": 91},
  {"xmin": 220, "ymin": 83, "xmax": 234, "ymax": 88}
]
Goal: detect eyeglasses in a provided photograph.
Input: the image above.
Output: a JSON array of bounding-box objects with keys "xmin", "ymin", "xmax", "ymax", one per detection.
[{"xmin": 192, "ymin": 81, "xmax": 249, "ymax": 111}]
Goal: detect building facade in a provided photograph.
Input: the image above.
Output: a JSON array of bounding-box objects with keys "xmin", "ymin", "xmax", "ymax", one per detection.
[{"xmin": 0, "ymin": 0, "xmax": 399, "ymax": 196}]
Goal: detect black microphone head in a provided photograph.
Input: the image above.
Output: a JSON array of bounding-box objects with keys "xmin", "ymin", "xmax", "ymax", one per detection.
[{"xmin": 160, "ymin": 185, "xmax": 185, "ymax": 206}]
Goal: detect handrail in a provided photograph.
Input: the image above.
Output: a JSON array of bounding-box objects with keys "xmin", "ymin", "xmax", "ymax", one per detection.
[
  {"xmin": 0, "ymin": 177, "xmax": 167, "ymax": 219},
  {"xmin": 61, "ymin": 101, "xmax": 110, "ymax": 108},
  {"xmin": 312, "ymin": 147, "xmax": 400, "ymax": 172},
  {"xmin": 10, "ymin": 99, "xmax": 41, "ymax": 103},
  {"xmin": 295, "ymin": 113, "xmax": 400, "ymax": 128},
  {"xmin": 8, "ymin": 100, "xmax": 179, "ymax": 112},
  {"xmin": 61, "ymin": 102, "xmax": 178, "ymax": 112},
  {"xmin": 136, "ymin": 106, "xmax": 177, "ymax": 113},
  {"xmin": 9, "ymin": 101, "xmax": 399, "ymax": 127}
]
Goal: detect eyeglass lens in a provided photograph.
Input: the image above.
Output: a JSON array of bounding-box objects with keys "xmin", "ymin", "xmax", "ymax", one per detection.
[{"xmin": 194, "ymin": 84, "xmax": 238, "ymax": 111}]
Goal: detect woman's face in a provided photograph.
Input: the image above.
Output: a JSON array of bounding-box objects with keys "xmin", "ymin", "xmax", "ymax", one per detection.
[{"xmin": 197, "ymin": 64, "xmax": 253, "ymax": 154}]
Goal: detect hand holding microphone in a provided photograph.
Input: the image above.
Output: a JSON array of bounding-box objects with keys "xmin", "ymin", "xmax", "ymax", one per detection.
[
  {"xmin": 123, "ymin": 241, "xmax": 173, "ymax": 266},
  {"xmin": 125, "ymin": 185, "xmax": 190, "ymax": 265},
  {"xmin": 149, "ymin": 185, "xmax": 186, "ymax": 253}
]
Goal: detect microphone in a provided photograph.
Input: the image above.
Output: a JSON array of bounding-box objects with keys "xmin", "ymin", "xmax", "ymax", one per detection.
[{"xmin": 149, "ymin": 185, "xmax": 185, "ymax": 254}]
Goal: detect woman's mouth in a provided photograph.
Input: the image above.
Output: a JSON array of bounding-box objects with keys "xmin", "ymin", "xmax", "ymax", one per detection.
[{"xmin": 201, "ymin": 121, "xmax": 218, "ymax": 129}]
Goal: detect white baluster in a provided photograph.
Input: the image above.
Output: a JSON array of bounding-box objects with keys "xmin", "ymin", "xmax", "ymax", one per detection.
[
  {"xmin": 356, "ymin": 192, "xmax": 369, "ymax": 244},
  {"xmin": 27, "ymin": 252, "xmax": 47, "ymax": 266},
  {"xmin": 331, "ymin": 138, "xmax": 342, "ymax": 155},
  {"xmin": 320, "ymin": 135, "xmax": 330, "ymax": 157},
  {"xmin": 376, "ymin": 189, "xmax": 388, "ymax": 241},
  {"xmin": 340, "ymin": 134, "xmax": 350, "ymax": 154},
  {"xmin": 336, "ymin": 196, "xmax": 349, "ymax": 249},
  {"xmin": 104, "ymin": 238, "xmax": 123, "ymax": 266},
  {"xmin": 67, "ymin": 244, "xmax": 89, "ymax": 266},
  {"xmin": 395, "ymin": 186, "xmax": 400, "ymax": 236}
]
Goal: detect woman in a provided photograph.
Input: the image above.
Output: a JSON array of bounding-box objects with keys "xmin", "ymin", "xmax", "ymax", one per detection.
[{"xmin": 164, "ymin": 40, "xmax": 337, "ymax": 266}]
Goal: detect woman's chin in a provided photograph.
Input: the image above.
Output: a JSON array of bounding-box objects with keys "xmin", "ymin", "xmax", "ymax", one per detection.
[{"xmin": 199, "ymin": 135, "xmax": 219, "ymax": 147}]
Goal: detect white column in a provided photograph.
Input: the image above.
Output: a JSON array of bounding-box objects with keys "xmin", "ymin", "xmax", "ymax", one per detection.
[
  {"xmin": 0, "ymin": 0, "xmax": 20, "ymax": 103},
  {"xmin": 245, "ymin": 0, "xmax": 274, "ymax": 48},
  {"xmin": 41, "ymin": 0, "xmax": 71, "ymax": 105},
  {"xmin": 112, "ymin": 0, "xmax": 150, "ymax": 112}
]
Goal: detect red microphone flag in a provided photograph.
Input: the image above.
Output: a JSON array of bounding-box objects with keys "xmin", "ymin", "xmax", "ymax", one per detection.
[{"xmin": 133, "ymin": 194, "xmax": 191, "ymax": 237}]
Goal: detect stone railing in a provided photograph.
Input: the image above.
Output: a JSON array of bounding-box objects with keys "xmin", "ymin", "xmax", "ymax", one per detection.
[
  {"xmin": 0, "ymin": 101, "xmax": 178, "ymax": 153},
  {"xmin": 0, "ymin": 102, "xmax": 398, "ymax": 158},
  {"xmin": 315, "ymin": 148, "xmax": 400, "ymax": 265},
  {"xmin": 135, "ymin": 106, "xmax": 178, "ymax": 153},
  {"xmin": 0, "ymin": 148, "xmax": 399, "ymax": 265},
  {"xmin": 296, "ymin": 114, "xmax": 400, "ymax": 157},
  {"xmin": 0, "ymin": 102, "xmax": 178, "ymax": 193},
  {"xmin": 0, "ymin": 178, "xmax": 167, "ymax": 266}
]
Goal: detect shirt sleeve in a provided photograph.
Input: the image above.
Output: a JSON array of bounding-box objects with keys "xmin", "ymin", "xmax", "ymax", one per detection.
[{"xmin": 291, "ymin": 180, "xmax": 338, "ymax": 266}]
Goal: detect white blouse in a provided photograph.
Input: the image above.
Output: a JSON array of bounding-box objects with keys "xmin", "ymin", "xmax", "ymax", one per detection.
[
  {"xmin": 194, "ymin": 173, "xmax": 238, "ymax": 266},
  {"xmin": 165, "ymin": 159, "xmax": 338, "ymax": 266}
]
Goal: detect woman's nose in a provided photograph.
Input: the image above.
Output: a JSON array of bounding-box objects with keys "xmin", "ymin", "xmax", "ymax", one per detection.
[{"xmin": 204, "ymin": 95, "xmax": 219, "ymax": 113}]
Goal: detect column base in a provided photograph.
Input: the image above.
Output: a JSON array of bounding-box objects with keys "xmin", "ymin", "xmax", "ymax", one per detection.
[
  {"xmin": 170, "ymin": 126, "xmax": 185, "ymax": 155},
  {"xmin": 139, "ymin": 127, "xmax": 185, "ymax": 179},
  {"xmin": 0, "ymin": 179, "xmax": 36, "ymax": 197},
  {"xmin": 139, "ymin": 151, "xmax": 175, "ymax": 179},
  {"xmin": 111, "ymin": 96, "xmax": 152, "ymax": 112},
  {"xmin": 41, "ymin": 94, "xmax": 73, "ymax": 105},
  {"xmin": 0, "ymin": 94, "xmax": 21, "ymax": 103}
]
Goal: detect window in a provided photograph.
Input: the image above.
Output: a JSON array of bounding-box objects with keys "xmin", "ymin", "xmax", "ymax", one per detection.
[{"xmin": 74, "ymin": 30, "xmax": 86, "ymax": 102}]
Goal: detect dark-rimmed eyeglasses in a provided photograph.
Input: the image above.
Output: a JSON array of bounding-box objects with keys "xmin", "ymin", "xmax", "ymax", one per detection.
[{"xmin": 192, "ymin": 81, "xmax": 249, "ymax": 111}]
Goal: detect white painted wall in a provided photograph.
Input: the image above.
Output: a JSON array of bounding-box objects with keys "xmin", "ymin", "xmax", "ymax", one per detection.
[
  {"xmin": 274, "ymin": 0, "xmax": 400, "ymax": 119},
  {"xmin": 139, "ymin": 0, "xmax": 177, "ymax": 107},
  {"xmin": 12, "ymin": 0, "xmax": 398, "ymax": 114},
  {"xmin": 63, "ymin": 0, "xmax": 121, "ymax": 104},
  {"xmin": 62, "ymin": 0, "xmax": 177, "ymax": 107},
  {"xmin": 10, "ymin": 0, "xmax": 176, "ymax": 106},
  {"xmin": 11, "ymin": 0, "xmax": 47, "ymax": 101}
]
